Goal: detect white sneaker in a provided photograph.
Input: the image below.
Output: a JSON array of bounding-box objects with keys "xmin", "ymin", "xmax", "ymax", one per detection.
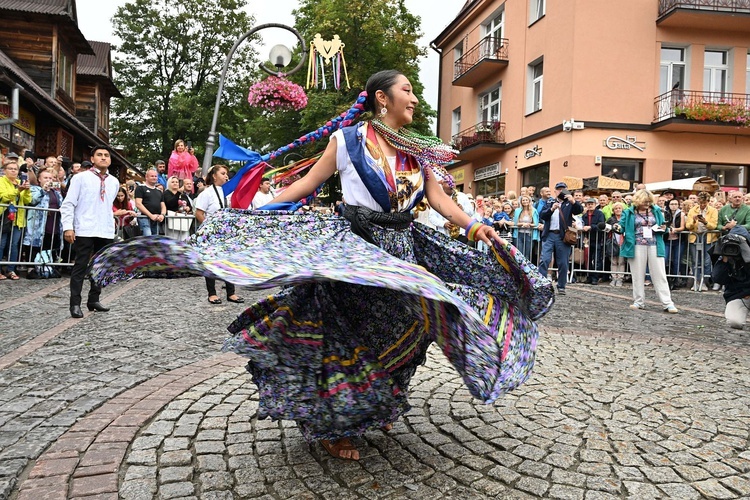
[
  {"xmin": 712, "ymin": 283, "xmax": 721, "ymax": 291},
  {"xmin": 665, "ymin": 305, "xmax": 679, "ymax": 314},
  {"xmin": 616, "ymin": 279, "xmax": 623, "ymax": 287},
  {"xmin": 700, "ymin": 283, "xmax": 708, "ymax": 292},
  {"xmin": 629, "ymin": 303, "xmax": 644, "ymax": 310}
]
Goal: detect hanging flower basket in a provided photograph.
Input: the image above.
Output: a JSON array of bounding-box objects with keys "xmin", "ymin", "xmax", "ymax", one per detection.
[
  {"xmin": 673, "ymin": 99, "xmax": 750, "ymax": 127},
  {"xmin": 247, "ymin": 76, "xmax": 308, "ymax": 112}
]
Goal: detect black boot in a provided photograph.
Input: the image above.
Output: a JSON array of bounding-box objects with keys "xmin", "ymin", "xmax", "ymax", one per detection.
[
  {"xmin": 70, "ymin": 305, "xmax": 84, "ymax": 318},
  {"xmin": 86, "ymin": 302, "xmax": 110, "ymax": 312}
]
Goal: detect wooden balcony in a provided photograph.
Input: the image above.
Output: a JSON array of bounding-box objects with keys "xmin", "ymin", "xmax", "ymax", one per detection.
[
  {"xmin": 657, "ymin": 0, "xmax": 750, "ymax": 30},
  {"xmin": 453, "ymin": 37, "xmax": 509, "ymax": 88},
  {"xmin": 653, "ymin": 89, "xmax": 750, "ymax": 136},
  {"xmin": 451, "ymin": 121, "xmax": 506, "ymax": 161}
]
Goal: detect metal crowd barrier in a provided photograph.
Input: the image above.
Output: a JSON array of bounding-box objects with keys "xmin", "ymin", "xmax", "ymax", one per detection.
[
  {"xmin": 484, "ymin": 222, "xmax": 721, "ymax": 291},
  {"xmin": 0, "ymin": 204, "xmax": 197, "ymax": 273},
  {"xmin": 114, "ymin": 214, "xmax": 196, "ymax": 241},
  {"xmin": 0, "ymin": 203, "xmax": 72, "ymax": 270}
]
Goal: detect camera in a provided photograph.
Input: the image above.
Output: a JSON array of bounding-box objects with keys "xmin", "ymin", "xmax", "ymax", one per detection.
[
  {"xmin": 557, "ymin": 189, "xmax": 571, "ymax": 201},
  {"xmin": 51, "ymin": 181, "xmax": 61, "ymax": 189},
  {"xmin": 717, "ymin": 233, "xmax": 745, "ymax": 259}
]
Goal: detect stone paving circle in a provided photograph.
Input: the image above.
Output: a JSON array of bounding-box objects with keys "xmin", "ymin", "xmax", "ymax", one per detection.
[{"xmin": 1, "ymin": 276, "xmax": 750, "ymax": 499}]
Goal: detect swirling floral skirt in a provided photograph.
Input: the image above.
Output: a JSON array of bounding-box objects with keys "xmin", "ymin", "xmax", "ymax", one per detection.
[{"xmin": 90, "ymin": 210, "xmax": 554, "ymax": 441}]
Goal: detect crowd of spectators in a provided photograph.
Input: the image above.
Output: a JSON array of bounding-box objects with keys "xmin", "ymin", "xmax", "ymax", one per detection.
[{"xmin": 0, "ymin": 144, "xmax": 744, "ymax": 303}]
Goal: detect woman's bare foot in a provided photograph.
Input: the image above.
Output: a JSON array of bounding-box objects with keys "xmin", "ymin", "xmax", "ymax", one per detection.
[{"xmin": 321, "ymin": 438, "xmax": 360, "ymax": 460}]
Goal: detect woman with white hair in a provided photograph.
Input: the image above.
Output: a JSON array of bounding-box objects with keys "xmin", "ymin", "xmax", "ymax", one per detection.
[{"xmin": 619, "ymin": 189, "xmax": 678, "ymax": 313}]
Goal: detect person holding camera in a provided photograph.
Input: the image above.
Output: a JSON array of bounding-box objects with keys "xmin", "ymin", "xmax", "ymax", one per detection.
[
  {"xmin": 620, "ymin": 189, "xmax": 678, "ymax": 313},
  {"xmin": 539, "ymin": 181, "xmax": 583, "ymax": 295},
  {"xmin": 711, "ymin": 226, "xmax": 750, "ymax": 328},
  {"xmin": 685, "ymin": 191, "xmax": 718, "ymax": 291},
  {"xmin": 23, "ymin": 168, "xmax": 64, "ymax": 276}
]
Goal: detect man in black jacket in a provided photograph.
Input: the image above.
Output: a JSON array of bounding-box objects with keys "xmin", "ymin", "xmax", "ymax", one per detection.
[
  {"xmin": 711, "ymin": 226, "xmax": 750, "ymax": 329},
  {"xmin": 538, "ymin": 182, "xmax": 583, "ymax": 295}
]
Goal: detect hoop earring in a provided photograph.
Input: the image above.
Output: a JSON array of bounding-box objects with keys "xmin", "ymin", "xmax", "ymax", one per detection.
[{"xmin": 380, "ymin": 106, "xmax": 387, "ymax": 116}]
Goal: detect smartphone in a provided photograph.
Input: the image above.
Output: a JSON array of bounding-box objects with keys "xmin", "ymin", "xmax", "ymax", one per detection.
[
  {"xmin": 19, "ymin": 172, "xmax": 28, "ymax": 183},
  {"xmin": 51, "ymin": 182, "xmax": 61, "ymax": 189}
]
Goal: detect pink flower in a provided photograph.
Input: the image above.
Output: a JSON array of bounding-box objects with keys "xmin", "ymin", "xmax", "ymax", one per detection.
[{"xmin": 248, "ymin": 76, "xmax": 308, "ymax": 112}]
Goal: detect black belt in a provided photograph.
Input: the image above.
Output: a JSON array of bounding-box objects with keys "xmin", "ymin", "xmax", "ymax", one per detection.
[
  {"xmin": 549, "ymin": 229, "xmax": 560, "ymax": 233},
  {"xmin": 343, "ymin": 205, "xmax": 413, "ymax": 244}
]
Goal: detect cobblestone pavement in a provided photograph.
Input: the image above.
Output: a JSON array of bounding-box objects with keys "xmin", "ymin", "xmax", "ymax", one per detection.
[{"xmin": 1, "ymin": 276, "xmax": 749, "ymax": 499}]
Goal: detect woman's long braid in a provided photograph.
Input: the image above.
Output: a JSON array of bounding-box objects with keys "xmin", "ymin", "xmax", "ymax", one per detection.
[{"xmin": 261, "ymin": 92, "xmax": 367, "ymax": 164}]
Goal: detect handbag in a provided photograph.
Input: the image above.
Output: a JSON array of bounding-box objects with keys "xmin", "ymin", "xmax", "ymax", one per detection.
[
  {"xmin": 166, "ymin": 210, "xmax": 191, "ymax": 232},
  {"xmin": 559, "ymin": 209, "xmax": 577, "ymax": 245},
  {"xmin": 1, "ymin": 197, "xmax": 18, "ymax": 234}
]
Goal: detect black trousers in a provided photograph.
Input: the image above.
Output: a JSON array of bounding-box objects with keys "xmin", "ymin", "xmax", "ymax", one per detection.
[
  {"xmin": 70, "ymin": 236, "xmax": 111, "ymax": 306},
  {"xmin": 205, "ymin": 277, "xmax": 235, "ymax": 297}
]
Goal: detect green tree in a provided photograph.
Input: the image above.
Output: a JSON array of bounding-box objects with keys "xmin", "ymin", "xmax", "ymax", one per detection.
[
  {"xmin": 111, "ymin": 0, "xmax": 257, "ymax": 166},
  {"xmin": 244, "ymin": 0, "xmax": 434, "ymax": 163},
  {"xmin": 294, "ymin": 0, "xmax": 433, "ymax": 134}
]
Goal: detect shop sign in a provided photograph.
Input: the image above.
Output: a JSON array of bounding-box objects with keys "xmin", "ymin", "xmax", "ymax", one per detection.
[
  {"xmin": 603, "ymin": 135, "xmax": 645, "ymax": 152},
  {"xmin": 524, "ymin": 145, "xmax": 542, "ymax": 159},
  {"xmin": 0, "ymin": 105, "xmax": 36, "ymax": 136},
  {"xmin": 474, "ymin": 163, "xmax": 500, "ymax": 181},
  {"xmin": 450, "ymin": 167, "xmax": 465, "ymax": 184}
]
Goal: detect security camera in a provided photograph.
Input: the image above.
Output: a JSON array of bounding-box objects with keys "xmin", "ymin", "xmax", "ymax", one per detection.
[{"xmin": 562, "ymin": 121, "xmax": 573, "ymax": 132}]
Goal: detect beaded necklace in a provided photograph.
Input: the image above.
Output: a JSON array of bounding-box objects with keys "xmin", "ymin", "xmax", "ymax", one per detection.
[{"xmin": 370, "ymin": 119, "xmax": 456, "ymax": 186}]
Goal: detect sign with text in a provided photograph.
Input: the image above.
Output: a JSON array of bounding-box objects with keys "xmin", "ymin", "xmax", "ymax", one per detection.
[
  {"xmin": 0, "ymin": 105, "xmax": 36, "ymax": 136},
  {"xmin": 474, "ymin": 163, "xmax": 501, "ymax": 181},
  {"xmin": 603, "ymin": 135, "xmax": 645, "ymax": 152}
]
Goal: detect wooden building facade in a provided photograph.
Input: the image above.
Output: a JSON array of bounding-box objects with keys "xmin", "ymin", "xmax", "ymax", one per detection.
[{"xmin": 0, "ymin": 0, "xmax": 132, "ymax": 178}]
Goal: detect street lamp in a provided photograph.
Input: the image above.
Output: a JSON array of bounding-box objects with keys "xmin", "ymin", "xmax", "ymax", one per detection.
[{"xmin": 202, "ymin": 23, "xmax": 307, "ymax": 177}]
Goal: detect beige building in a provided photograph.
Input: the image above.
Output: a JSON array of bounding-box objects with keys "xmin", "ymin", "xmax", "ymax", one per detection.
[{"xmin": 431, "ymin": 0, "xmax": 750, "ymax": 196}]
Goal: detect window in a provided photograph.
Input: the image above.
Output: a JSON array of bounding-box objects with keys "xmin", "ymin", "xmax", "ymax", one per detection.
[
  {"xmin": 660, "ymin": 47, "xmax": 686, "ymax": 95},
  {"xmin": 481, "ymin": 9, "xmax": 505, "ymax": 58},
  {"xmin": 530, "ymin": 0, "xmax": 545, "ymax": 24},
  {"xmin": 672, "ymin": 162, "xmax": 747, "ymax": 189},
  {"xmin": 527, "ymin": 59, "xmax": 543, "ymax": 114},
  {"xmin": 522, "ymin": 162, "xmax": 549, "ymax": 194},
  {"xmin": 479, "ymin": 85, "xmax": 501, "ymax": 124},
  {"xmin": 602, "ymin": 158, "xmax": 643, "ymax": 184},
  {"xmin": 711, "ymin": 164, "xmax": 747, "ymax": 188},
  {"xmin": 451, "ymin": 107, "xmax": 461, "ymax": 135},
  {"xmin": 98, "ymin": 97, "xmax": 110, "ymax": 132},
  {"xmin": 703, "ymin": 50, "xmax": 728, "ymax": 97},
  {"xmin": 672, "ymin": 162, "xmax": 708, "ymax": 180},
  {"xmin": 57, "ymin": 47, "xmax": 74, "ymax": 96},
  {"xmin": 476, "ymin": 175, "xmax": 506, "ymax": 197},
  {"xmin": 453, "ymin": 42, "xmax": 464, "ymax": 63}
]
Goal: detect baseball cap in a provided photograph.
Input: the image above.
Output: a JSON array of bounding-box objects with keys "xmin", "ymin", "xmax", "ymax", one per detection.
[
  {"xmin": 5, "ymin": 152, "xmax": 19, "ymax": 159},
  {"xmin": 555, "ymin": 182, "xmax": 567, "ymax": 189},
  {"xmin": 585, "ymin": 198, "xmax": 597, "ymax": 203}
]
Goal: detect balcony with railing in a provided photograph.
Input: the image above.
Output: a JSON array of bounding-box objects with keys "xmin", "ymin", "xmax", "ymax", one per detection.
[
  {"xmin": 450, "ymin": 121, "xmax": 506, "ymax": 161},
  {"xmin": 453, "ymin": 37, "xmax": 509, "ymax": 88},
  {"xmin": 657, "ymin": 0, "xmax": 750, "ymax": 29},
  {"xmin": 653, "ymin": 89, "xmax": 750, "ymax": 135}
]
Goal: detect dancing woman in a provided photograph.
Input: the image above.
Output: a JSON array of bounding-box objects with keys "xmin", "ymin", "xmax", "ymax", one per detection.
[{"xmin": 91, "ymin": 70, "xmax": 554, "ymax": 461}]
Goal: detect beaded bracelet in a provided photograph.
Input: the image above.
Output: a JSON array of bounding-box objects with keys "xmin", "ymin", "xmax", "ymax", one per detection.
[{"xmin": 465, "ymin": 220, "xmax": 483, "ymax": 242}]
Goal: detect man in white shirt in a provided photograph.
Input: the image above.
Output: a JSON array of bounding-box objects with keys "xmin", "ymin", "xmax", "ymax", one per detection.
[
  {"xmin": 60, "ymin": 146, "xmax": 120, "ymax": 318},
  {"xmin": 251, "ymin": 179, "xmax": 275, "ymax": 210}
]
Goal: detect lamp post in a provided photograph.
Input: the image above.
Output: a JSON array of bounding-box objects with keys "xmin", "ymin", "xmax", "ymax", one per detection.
[{"xmin": 202, "ymin": 23, "xmax": 307, "ymax": 177}]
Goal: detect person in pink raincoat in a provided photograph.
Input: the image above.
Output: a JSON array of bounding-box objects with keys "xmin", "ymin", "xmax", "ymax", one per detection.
[{"xmin": 167, "ymin": 139, "xmax": 199, "ymax": 180}]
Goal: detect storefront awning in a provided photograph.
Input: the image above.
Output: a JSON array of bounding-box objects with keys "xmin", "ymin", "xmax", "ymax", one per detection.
[{"xmin": 645, "ymin": 176, "xmax": 720, "ymax": 194}]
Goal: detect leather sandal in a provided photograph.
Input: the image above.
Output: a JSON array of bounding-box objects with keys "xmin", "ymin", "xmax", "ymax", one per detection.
[
  {"xmin": 6, "ymin": 272, "xmax": 19, "ymax": 280},
  {"xmin": 208, "ymin": 296, "xmax": 222, "ymax": 304},
  {"xmin": 320, "ymin": 438, "xmax": 360, "ymax": 460},
  {"xmin": 227, "ymin": 295, "xmax": 245, "ymax": 303}
]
